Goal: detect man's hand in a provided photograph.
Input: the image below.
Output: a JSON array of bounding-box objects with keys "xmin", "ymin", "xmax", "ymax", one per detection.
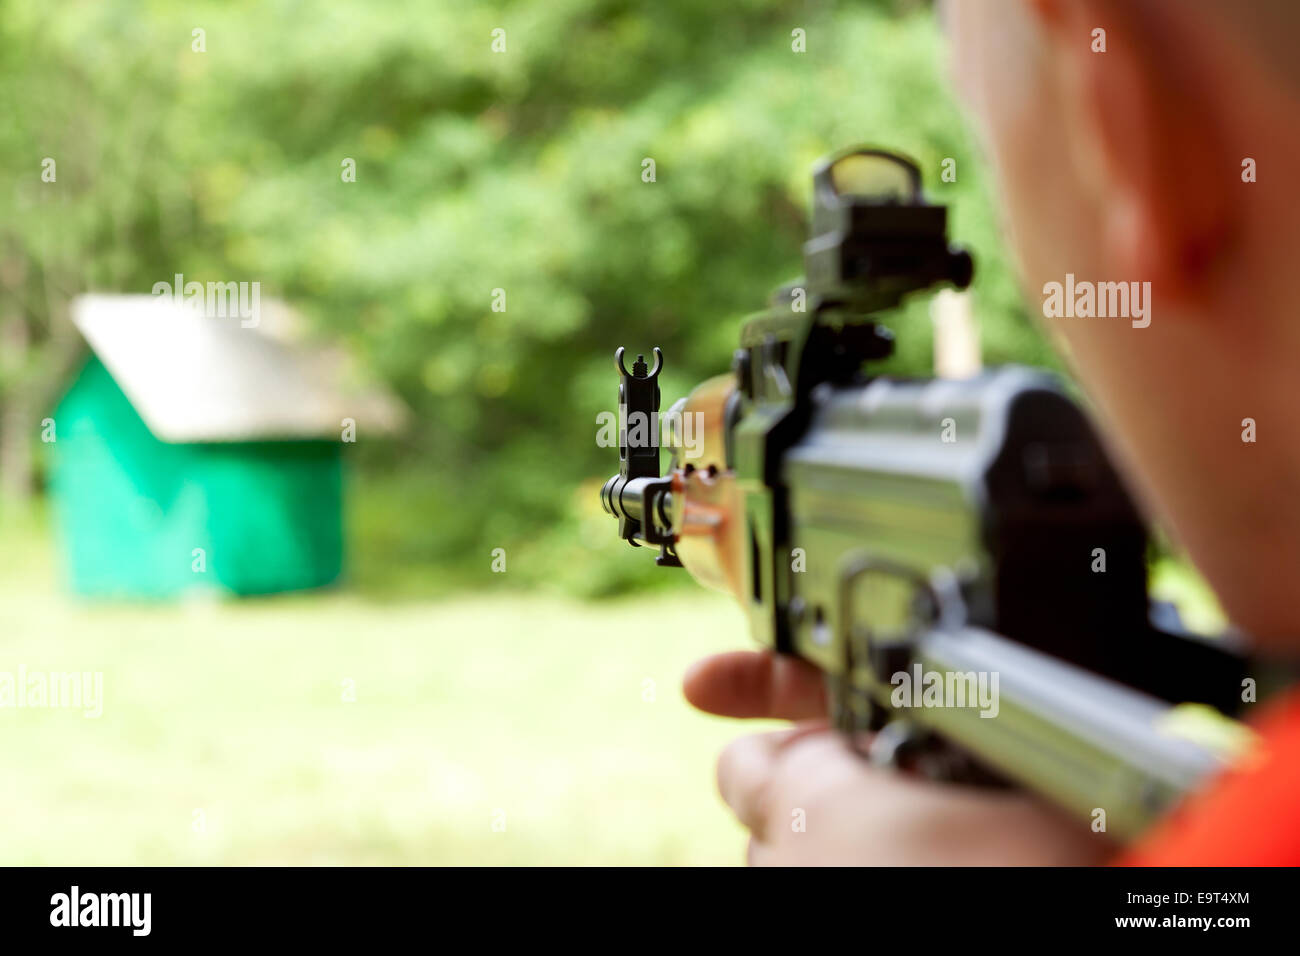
[{"xmin": 684, "ymin": 650, "xmax": 1112, "ymax": 866}]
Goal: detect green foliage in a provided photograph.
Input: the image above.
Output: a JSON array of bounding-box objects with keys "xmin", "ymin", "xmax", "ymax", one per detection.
[{"xmin": 4, "ymin": 0, "xmax": 1058, "ymax": 594}]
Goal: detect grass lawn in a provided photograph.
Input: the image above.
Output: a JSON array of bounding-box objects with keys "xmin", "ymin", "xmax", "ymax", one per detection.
[{"xmin": 0, "ymin": 517, "xmax": 770, "ymax": 865}]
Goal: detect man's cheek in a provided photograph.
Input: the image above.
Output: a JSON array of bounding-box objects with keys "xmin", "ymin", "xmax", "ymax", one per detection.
[{"xmin": 942, "ymin": 0, "xmax": 988, "ymax": 115}]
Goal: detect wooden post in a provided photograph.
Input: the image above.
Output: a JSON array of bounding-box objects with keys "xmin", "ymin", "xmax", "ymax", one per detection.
[{"xmin": 931, "ymin": 288, "xmax": 981, "ymax": 380}]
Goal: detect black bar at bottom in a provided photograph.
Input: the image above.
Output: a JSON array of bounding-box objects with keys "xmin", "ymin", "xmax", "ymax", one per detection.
[{"xmin": 0, "ymin": 865, "xmax": 1279, "ymax": 942}]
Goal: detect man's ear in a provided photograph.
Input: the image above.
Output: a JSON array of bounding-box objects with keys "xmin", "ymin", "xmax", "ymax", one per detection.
[{"xmin": 1027, "ymin": 0, "xmax": 1236, "ymax": 300}]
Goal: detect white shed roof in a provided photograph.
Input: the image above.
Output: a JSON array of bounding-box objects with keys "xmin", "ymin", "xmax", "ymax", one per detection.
[{"xmin": 71, "ymin": 294, "xmax": 405, "ymax": 443}]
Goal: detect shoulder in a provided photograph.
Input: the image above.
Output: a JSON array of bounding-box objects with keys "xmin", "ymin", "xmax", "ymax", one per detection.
[{"xmin": 1121, "ymin": 691, "xmax": 1300, "ymax": 865}]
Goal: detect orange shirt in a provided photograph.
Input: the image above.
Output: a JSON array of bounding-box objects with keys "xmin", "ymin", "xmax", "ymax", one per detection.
[{"xmin": 1122, "ymin": 690, "xmax": 1300, "ymax": 865}]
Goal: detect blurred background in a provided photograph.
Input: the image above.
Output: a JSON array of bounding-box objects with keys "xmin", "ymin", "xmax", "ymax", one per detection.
[{"xmin": 0, "ymin": 0, "xmax": 1218, "ymax": 864}]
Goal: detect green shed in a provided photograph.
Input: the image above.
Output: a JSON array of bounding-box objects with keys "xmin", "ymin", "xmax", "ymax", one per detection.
[{"xmin": 49, "ymin": 294, "xmax": 398, "ymax": 599}]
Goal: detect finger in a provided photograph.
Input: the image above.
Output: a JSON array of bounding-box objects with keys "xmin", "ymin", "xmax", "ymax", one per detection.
[
  {"xmin": 683, "ymin": 650, "xmax": 826, "ymax": 720},
  {"xmin": 745, "ymin": 837, "xmax": 783, "ymax": 868},
  {"xmin": 716, "ymin": 730, "xmax": 783, "ymax": 838},
  {"xmin": 716, "ymin": 722, "xmax": 830, "ymax": 838}
]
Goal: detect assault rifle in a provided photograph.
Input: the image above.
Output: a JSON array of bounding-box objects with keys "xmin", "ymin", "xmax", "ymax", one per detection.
[{"xmin": 601, "ymin": 148, "xmax": 1252, "ymax": 841}]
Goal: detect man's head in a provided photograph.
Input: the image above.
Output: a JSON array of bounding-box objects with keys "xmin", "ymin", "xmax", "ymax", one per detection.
[{"xmin": 946, "ymin": 0, "xmax": 1300, "ymax": 644}]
